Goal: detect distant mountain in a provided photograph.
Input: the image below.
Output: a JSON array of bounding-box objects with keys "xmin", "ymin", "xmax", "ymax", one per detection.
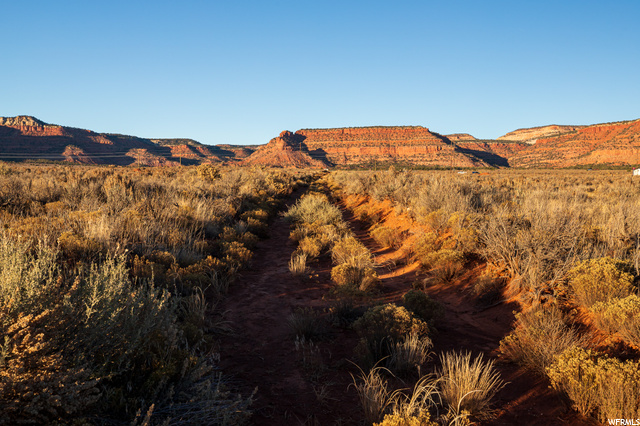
[
  {"xmin": 507, "ymin": 119, "xmax": 640, "ymax": 168},
  {"xmin": 0, "ymin": 116, "xmax": 252, "ymax": 165},
  {"xmin": 3, "ymin": 115, "xmax": 640, "ymax": 168},
  {"xmin": 250, "ymin": 126, "xmax": 491, "ymax": 168},
  {"xmin": 497, "ymin": 124, "xmax": 586, "ymax": 144}
]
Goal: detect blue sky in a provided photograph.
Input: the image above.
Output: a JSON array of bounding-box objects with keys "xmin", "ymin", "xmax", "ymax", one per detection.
[{"xmin": 1, "ymin": 1, "xmax": 638, "ymax": 145}]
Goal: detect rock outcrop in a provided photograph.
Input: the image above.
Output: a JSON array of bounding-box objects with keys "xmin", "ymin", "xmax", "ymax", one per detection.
[
  {"xmin": 291, "ymin": 126, "xmax": 488, "ymax": 167},
  {"xmin": 242, "ymin": 131, "xmax": 330, "ymax": 168},
  {"xmin": 4, "ymin": 115, "xmax": 640, "ymax": 169},
  {"xmin": 498, "ymin": 125, "xmax": 585, "ymax": 144},
  {"xmin": 508, "ymin": 119, "xmax": 640, "ymax": 168},
  {"xmin": 445, "ymin": 133, "xmax": 477, "ymax": 142},
  {"xmin": 0, "ymin": 116, "xmax": 249, "ymax": 165}
]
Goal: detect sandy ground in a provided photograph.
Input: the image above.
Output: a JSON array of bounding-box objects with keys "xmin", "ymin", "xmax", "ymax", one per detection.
[{"xmin": 217, "ymin": 188, "xmax": 597, "ymax": 425}]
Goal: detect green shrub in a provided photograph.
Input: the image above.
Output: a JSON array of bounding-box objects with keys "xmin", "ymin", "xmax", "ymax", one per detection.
[
  {"xmin": 402, "ymin": 290, "xmax": 444, "ymax": 326},
  {"xmin": 567, "ymin": 257, "xmax": 634, "ymax": 307}
]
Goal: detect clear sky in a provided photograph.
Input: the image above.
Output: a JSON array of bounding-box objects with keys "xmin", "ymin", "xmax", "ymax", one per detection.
[{"xmin": 2, "ymin": 0, "xmax": 638, "ymax": 145}]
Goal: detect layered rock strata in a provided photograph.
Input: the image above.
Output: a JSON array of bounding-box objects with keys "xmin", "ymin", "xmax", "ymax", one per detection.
[{"xmin": 292, "ymin": 126, "xmax": 487, "ymax": 167}]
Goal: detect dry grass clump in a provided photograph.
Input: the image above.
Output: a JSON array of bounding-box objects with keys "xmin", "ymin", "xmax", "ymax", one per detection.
[
  {"xmin": 351, "ymin": 365, "xmax": 400, "ymax": 424},
  {"xmin": 547, "ymin": 346, "xmax": 640, "ymax": 422},
  {"xmin": 289, "ymin": 252, "xmax": 308, "ymax": 276},
  {"xmin": 499, "ymin": 305, "xmax": 585, "ymax": 375},
  {"xmin": 351, "ymin": 351, "xmax": 503, "ymax": 425},
  {"xmin": 567, "ymin": 257, "xmax": 634, "ymax": 308},
  {"xmin": 387, "ymin": 332, "xmax": 433, "ymax": 377},
  {"xmin": 438, "ymin": 351, "xmax": 504, "ymax": 421}
]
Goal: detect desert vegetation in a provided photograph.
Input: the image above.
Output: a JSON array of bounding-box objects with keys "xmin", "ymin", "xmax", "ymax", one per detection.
[
  {"xmin": 0, "ymin": 162, "xmax": 312, "ymax": 424},
  {"xmin": 327, "ymin": 168, "xmax": 640, "ymax": 424},
  {"xmin": 4, "ymin": 163, "xmax": 640, "ymax": 425}
]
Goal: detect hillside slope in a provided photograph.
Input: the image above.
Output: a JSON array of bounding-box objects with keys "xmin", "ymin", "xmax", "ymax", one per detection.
[{"xmin": 508, "ymin": 119, "xmax": 640, "ymax": 168}]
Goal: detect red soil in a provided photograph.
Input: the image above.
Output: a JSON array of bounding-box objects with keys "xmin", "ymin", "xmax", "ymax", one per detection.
[{"xmin": 217, "ymin": 188, "xmax": 597, "ymax": 425}]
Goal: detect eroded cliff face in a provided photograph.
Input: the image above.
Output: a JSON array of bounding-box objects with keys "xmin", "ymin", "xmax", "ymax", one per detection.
[
  {"xmin": 242, "ymin": 131, "xmax": 330, "ymax": 168},
  {"xmin": 498, "ymin": 125, "xmax": 585, "ymax": 144},
  {"xmin": 509, "ymin": 119, "xmax": 640, "ymax": 168},
  {"xmin": 294, "ymin": 126, "xmax": 488, "ymax": 167},
  {"xmin": 0, "ymin": 116, "xmax": 232, "ymax": 165}
]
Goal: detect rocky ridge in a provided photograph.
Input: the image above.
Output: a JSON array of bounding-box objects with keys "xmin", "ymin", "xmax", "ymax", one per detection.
[
  {"xmin": 509, "ymin": 119, "xmax": 640, "ymax": 168},
  {"xmin": 241, "ymin": 131, "xmax": 330, "ymax": 168},
  {"xmin": 3, "ymin": 115, "xmax": 640, "ymax": 168},
  {"xmin": 287, "ymin": 126, "xmax": 488, "ymax": 167},
  {"xmin": 0, "ymin": 116, "xmax": 251, "ymax": 166},
  {"xmin": 498, "ymin": 124, "xmax": 586, "ymax": 144}
]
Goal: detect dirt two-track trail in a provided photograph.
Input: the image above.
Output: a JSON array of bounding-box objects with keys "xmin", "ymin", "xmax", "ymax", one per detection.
[{"xmin": 218, "ymin": 186, "xmax": 596, "ymax": 425}]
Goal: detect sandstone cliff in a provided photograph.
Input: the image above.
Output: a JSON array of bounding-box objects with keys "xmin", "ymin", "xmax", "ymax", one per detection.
[
  {"xmin": 498, "ymin": 124, "xmax": 585, "ymax": 144},
  {"xmin": 242, "ymin": 131, "xmax": 330, "ymax": 168},
  {"xmin": 508, "ymin": 119, "xmax": 640, "ymax": 168},
  {"xmin": 446, "ymin": 133, "xmax": 477, "ymax": 142},
  {"xmin": 293, "ymin": 126, "xmax": 488, "ymax": 168},
  {"xmin": 0, "ymin": 116, "xmax": 238, "ymax": 165}
]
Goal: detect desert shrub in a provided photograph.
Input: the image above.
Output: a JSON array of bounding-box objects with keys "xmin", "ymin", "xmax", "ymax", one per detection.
[
  {"xmin": 58, "ymin": 230, "xmax": 104, "ymax": 260},
  {"xmin": 353, "ymin": 304, "xmax": 429, "ymax": 365},
  {"xmin": 374, "ymin": 412, "xmax": 438, "ymax": 426},
  {"xmin": 328, "ymin": 299, "xmax": 367, "ymax": 328},
  {"xmin": 284, "ymin": 193, "xmax": 342, "ymax": 227},
  {"xmin": 567, "ymin": 257, "xmax": 634, "ymax": 307},
  {"xmin": 331, "ymin": 263, "xmax": 379, "ymax": 291},
  {"xmin": 471, "ymin": 272, "xmax": 505, "ymax": 306},
  {"xmin": 332, "ymin": 235, "xmax": 375, "ymax": 269},
  {"xmin": 294, "ymin": 336, "xmax": 325, "ymax": 380},
  {"xmin": 220, "ymin": 241, "xmax": 252, "ymax": 268},
  {"xmin": 438, "ymin": 351, "xmax": 504, "ymax": 420},
  {"xmin": 591, "ymin": 294, "xmax": 640, "ymax": 347},
  {"xmin": 0, "ymin": 235, "xmax": 59, "ymax": 321},
  {"xmin": 386, "ymin": 332, "xmax": 432, "ymax": 376},
  {"xmin": 499, "ymin": 306, "xmax": 584, "ymax": 375},
  {"xmin": 421, "ymin": 249, "xmax": 465, "ymax": 282},
  {"xmin": 402, "ymin": 290, "xmax": 444, "ymax": 326},
  {"xmin": 371, "ymin": 225, "xmax": 403, "ymax": 249},
  {"xmin": 287, "ymin": 307, "xmax": 325, "ymax": 340},
  {"xmin": 447, "ymin": 211, "xmax": 480, "ymax": 254},
  {"xmin": 386, "ymin": 374, "xmax": 441, "ymax": 424},
  {"xmin": 298, "ymin": 236, "xmax": 323, "ymax": 258},
  {"xmin": 289, "ymin": 252, "xmax": 307, "ymax": 277},
  {"xmin": 412, "ymin": 232, "xmax": 439, "ymax": 263},
  {"xmin": 547, "ymin": 346, "xmax": 640, "ymax": 422}
]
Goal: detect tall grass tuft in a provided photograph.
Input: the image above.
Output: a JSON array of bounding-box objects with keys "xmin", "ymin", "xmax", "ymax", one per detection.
[{"xmin": 438, "ymin": 351, "xmax": 504, "ymax": 420}]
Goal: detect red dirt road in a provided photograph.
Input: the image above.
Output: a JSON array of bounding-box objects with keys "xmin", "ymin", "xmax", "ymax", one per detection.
[{"xmin": 218, "ymin": 189, "xmax": 596, "ymax": 425}]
